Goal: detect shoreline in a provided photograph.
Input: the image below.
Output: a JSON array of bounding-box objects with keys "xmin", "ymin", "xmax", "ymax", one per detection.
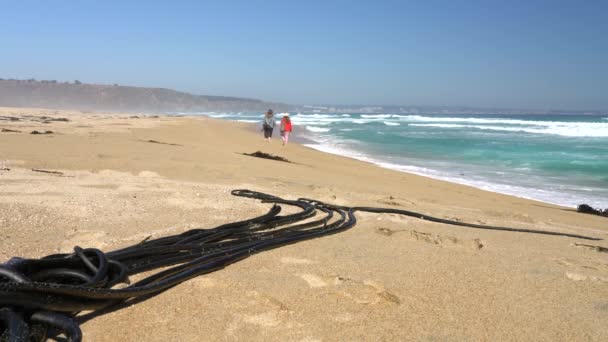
[
  {"xmin": 1, "ymin": 107, "xmax": 607, "ymax": 341},
  {"xmin": 195, "ymin": 113, "xmax": 603, "ymax": 209},
  {"xmin": 300, "ymin": 140, "xmax": 581, "ymax": 209}
]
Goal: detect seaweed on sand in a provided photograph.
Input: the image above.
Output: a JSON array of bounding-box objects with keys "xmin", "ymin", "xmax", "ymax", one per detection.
[{"xmin": 243, "ymin": 151, "xmax": 291, "ymax": 163}]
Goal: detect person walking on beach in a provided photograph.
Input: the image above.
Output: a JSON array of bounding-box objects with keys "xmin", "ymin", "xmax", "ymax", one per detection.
[
  {"xmin": 280, "ymin": 113, "xmax": 292, "ymax": 146},
  {"xmin": 262, "ymin": 109, "xmax": 275, "ymax": 142}
]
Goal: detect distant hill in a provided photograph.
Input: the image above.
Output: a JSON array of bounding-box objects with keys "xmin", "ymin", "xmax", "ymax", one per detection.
[{"xmin": 0, "ymin": 79, "xmax": 286, "ymax": 113}]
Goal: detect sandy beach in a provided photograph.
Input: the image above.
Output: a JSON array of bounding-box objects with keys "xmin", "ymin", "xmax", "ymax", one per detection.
[{"xmin": 1, "ymin": 107, "xmax": 607, "ymax": 341}]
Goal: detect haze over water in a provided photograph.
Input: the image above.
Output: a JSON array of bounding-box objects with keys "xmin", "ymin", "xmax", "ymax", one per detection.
[{"xmin": 197, "ymin": 112, "xmax": 608, "ymax": 209}]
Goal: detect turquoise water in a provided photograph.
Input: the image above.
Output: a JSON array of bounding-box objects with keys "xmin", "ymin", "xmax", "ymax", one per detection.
[{"xmin": 195, "ymin": 112, "xmax": 608, "ymax": 208}]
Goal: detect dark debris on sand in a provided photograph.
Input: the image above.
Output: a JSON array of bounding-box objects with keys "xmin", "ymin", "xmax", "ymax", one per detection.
[
  {"xmin": 26, "ymin": 115, "xmax": 70, "ymax": 123},
  {"xmin": 31, "ymin": 169, "xmax": 64, "ymax": 176},
  {"xmin": 243, "ymin": 151, "xmax": 292, "ymax": 163},
  {"xmin": 1, "ymin": 115, "xmax": 69, "ymax": 123},
  {"xmin": 141, "ymin": 139, "xmax": 183, "ymax": 146},
  {"xmin": 30, "ymin": 130, "xmax": 54, "ymax": 135},
  {"xmin": 0, "ymin": 116, "xmax": 21, "ymax": 121},
  {"xmin": 577, "ymin": 204, "xmax": 608, "ymax": 218}
]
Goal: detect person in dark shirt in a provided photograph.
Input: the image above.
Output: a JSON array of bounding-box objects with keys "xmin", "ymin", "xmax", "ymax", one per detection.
[{"xmin": 261, "ymin": 109, "xmax": 275, "ymax": 142}]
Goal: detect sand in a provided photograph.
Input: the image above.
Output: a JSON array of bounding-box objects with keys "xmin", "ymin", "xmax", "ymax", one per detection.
[{"xmin": 1, "ymin": 106, "xmax": 607, "ymax": 341}]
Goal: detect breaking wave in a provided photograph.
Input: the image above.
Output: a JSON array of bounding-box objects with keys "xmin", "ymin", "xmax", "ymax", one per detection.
[
  {"xmin": 408, "ymin": 122, "xmax": 608, "ymax": 137},
  {"xmin": 306, "ymin": 126, "xmax": 331, "ymax": 133}
]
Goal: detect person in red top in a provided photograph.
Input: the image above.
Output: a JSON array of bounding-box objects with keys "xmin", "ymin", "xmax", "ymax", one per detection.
[{"xmin": 279, "ymin": 113, "xmax": 293, "ymax": 146}]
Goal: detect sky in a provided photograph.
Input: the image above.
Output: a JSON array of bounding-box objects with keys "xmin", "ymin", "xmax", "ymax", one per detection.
[{"xmin": 1, "ymin": 0, "xmax": 607, "ymax": 110}]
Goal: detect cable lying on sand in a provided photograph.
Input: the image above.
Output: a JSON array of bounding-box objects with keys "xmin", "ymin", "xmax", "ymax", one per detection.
[{"xmin": 0, "ymin": 190, "xmax": 601, "ymax": 341}]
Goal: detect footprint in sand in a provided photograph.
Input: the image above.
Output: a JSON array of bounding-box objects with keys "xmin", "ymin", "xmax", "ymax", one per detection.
[
  {"xmin": 280, "ymin": 257, "xmax": 314, "ymax": 265},
  {"xmin": 554, "ymin": 256, "xmax": 608, "ymax": 282},
  {"xmin": 594, "ymin": 302, "xmax": 608, "ymax": 314},
  {"xmin": 138, "ymin": 170, "xmax": 160, "ymax": 178},
  {"xmin": 297, "ymin": 274, "xmax": 328, "ymax": 288},
  {"xmin": 245, "ymin": 291, "xmax": 290, "ymax": 312},
  {"xmin": 375, "ymin": 227, "xmax": 401, "ymax": 236},
  {"xmin": 225, "ymin": 291, "xmax": 293, "ymax": 336},
  {"xmin": 271, "ymin": 181, "xmax": 287, "ymax": 188},
  {"xmin": 296, "ymin": 273, "xmax": 401, "ymax": 306},
  {"xmin": 374, "ymin": 227, "xmax": 484, "ymax": 250},
  {"xmin": 241, "ymin": 312, "xmax": 284, "ymax": 328},
  {"xmin": 558, "ymin": 257, "xmax": 608, "ymax": 269},
  {"xmin": 306, "ymin": 185, "xmax": 338, "ymax": 201},
  {"xmin": 377, "ymin": 199, "xmax": 401, "ymax": 206},
  {"xmin": 554, "ymin": 258, "xmax": 576, "ymax": 267},
  {"xmin": 188, "ymin": 277, "xmax": 217, "ymax": 289},
  {"xmin": 334, "ymin": 278, "xmax": 401, "ymax": 305},
  {"xmin": 482, "ymin": 210, "xmax": 536, "ymax": 224},
  {"xmin": 565, "ymin": 272, "xmax": 608, "ymax": 283},
  {"xmin": 572, "ymin": 243, "xmax": 608, "ymax": 253},
  {"xmin": 79, "ymin": 183, "xmax": 120, "ymax": 190},
  {"xmin": 377, "ymin": 195, "xmax": 414, "ymax": 206},
  {"xmin": 59, "ymin": 229, "xmax": 109, "ymax": 253}
]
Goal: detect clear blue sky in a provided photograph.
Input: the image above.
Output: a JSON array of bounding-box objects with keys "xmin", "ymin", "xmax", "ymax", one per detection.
[{"xmin": 1, "ymin": 0, "xmax": 607, "ymax": 109}]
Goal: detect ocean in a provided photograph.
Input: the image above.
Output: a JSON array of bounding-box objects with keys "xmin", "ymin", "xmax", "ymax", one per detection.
[{"xmin": 184, "ymin": 111, "xmax": 608, "ymax": 209}]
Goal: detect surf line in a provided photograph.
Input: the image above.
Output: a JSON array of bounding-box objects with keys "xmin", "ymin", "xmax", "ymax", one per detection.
[{"xmin": 0, "ymin": 189, "xmax": 601, "ymax": 341}]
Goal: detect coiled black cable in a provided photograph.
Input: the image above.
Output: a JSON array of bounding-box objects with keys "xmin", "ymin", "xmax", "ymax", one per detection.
[{"xmin": 0, "ymin": 189, "xmax": 601, "ymax": 341}]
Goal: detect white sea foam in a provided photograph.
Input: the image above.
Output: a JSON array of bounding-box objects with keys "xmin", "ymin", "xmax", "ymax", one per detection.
[
  {"xmin": 290, "ymin": 114, "xmax": 352, "ymax": 125},
  {"xmin": 400, "ymin": 115, "xmax": 564, "ymax": 125},
  {"xmin": 295, "ymin": 114, "xmax": 337, "ymax": 119},
  {"xmin": 383, "ymin": 121, "xmax": 400, "ymax": 126},
  {"xmin": 408, "ymin": 123, "xmax": 608, "ymax": 137},
  {"xmin": 361, "ymin": 114, "xmax": 392, "ymax": 118},
  {"xmin": 242, "ymin": 113, "xmax": 608, "ymax": 138},
  {"xmin": 185, "ymin": 111, "xmax": 608, "ymax": 137},
  {"xmin": 169, "ymin": 111, "xmax": 220, "ymax": 116},
  {"xmin": 372, "ymin": 160, "xmax": 448, "ymax": 176},
  {"xmin": 203, "ymin": 113, "xmax": 233, "ymax": 118},
  {"xmin": 306, "ymin": 126, "xmax": 331, "ymax": 133}
]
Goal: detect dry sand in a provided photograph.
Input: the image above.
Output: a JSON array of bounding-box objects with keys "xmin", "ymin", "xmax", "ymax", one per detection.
[{"xmin": 1, "ymin": 107, "xmax": 607, "ymax": 341}]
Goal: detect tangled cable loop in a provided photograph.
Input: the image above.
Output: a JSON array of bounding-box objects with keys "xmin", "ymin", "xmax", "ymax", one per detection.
[{"xmin": 0, "ymin": 189, "xmax": 600, "ymax": 341}]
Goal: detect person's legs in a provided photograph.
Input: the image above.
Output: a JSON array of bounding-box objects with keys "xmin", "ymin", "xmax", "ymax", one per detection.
[
  {"xmin": 264, "ymin": 127, "xmax": 273, "ymax": 142},
  {"xmin": 284, "ymin": 131, "xmax": 289, "ymax": 145}
]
